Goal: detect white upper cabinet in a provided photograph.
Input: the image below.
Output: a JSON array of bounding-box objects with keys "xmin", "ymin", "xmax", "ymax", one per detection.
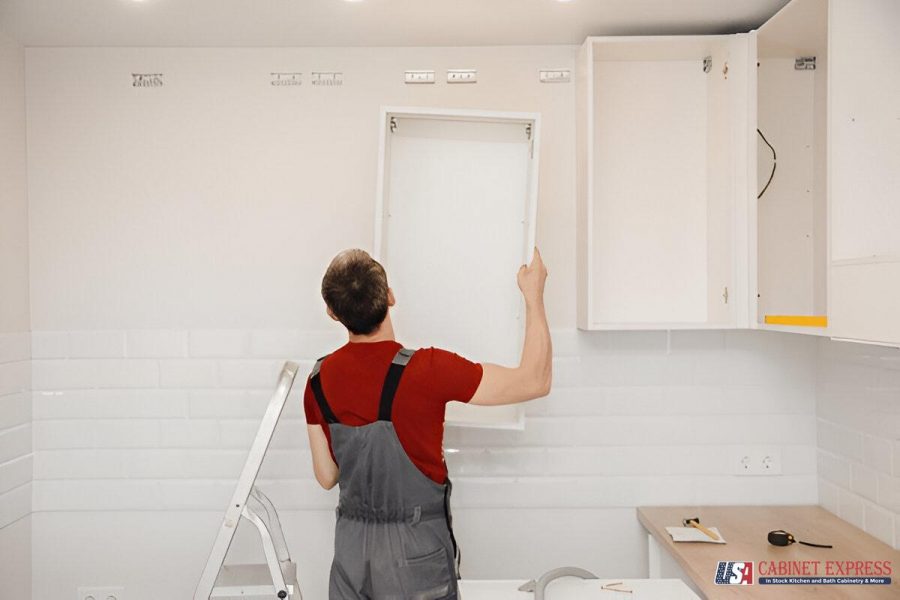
[
  {"xmin": 577, "ymin": 0, "xmax": 900, "ymax": 345},
  {"xmin": 576, "ymin": 35, "xmax": 754, "ymax": 330}
]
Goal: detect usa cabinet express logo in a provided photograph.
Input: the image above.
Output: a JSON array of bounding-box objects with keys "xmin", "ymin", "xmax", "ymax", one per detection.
[
  {"xmin": 715, "ymin": 560, "xmax": 893, "ymax": 586},
  {"xmin": 715, "ymin": 561, "xmax": 754, "ymax": 585}
]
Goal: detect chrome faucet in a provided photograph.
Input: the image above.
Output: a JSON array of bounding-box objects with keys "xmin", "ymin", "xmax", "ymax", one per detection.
[{"xmin": 517, "ymin": 567, "xmax": 599, "ymax": 600}]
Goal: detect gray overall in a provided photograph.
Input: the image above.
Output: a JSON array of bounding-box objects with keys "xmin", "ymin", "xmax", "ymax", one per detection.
[{"xmin": 309, "ymin": 348, "xmax": 461, "ymax": 600}]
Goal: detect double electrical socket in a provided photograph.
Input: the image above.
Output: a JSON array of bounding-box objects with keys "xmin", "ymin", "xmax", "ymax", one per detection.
[
  {"xmin": 78, "ymin": 586, "xmax": 124, "ymax": 600},
  {"xmin": 733, "ymin": 447, "xmax": 782, "ymax": 476}
]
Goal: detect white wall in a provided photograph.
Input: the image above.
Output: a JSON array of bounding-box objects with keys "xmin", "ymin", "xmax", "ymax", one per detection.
[
  {"xmin": 22, "ymin": 46, "xmax": 825, "ymax": 599},
  {"xmin": 0, "ymin": 30, "xmax": 32, "ymax": 600},
  {"xmin": 816, "ymin": 338, "xmax": 900, "ymax": 549}
]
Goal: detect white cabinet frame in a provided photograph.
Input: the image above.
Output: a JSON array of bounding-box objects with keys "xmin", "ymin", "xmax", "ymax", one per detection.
[{"xmin": 373, "ymin": 106, "xmax": 540, "ymax": 428}]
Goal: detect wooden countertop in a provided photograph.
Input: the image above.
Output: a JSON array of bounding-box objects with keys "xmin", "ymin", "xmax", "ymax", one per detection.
[{"xmin": 638, "ymin": 505, "xmax": 899, "ymax": 599}]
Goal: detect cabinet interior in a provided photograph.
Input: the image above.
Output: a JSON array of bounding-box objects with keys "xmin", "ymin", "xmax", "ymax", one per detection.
[
  {"xmin": 755, "ymin": 0, "xmax": 828, "ymax": 330},
  {"xmin": 587, "ymin": 36, "xmax": 749, "ymax": 329}
]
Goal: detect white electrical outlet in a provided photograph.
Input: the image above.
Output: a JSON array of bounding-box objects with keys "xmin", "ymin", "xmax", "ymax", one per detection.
[
  {"xmin": 733, "ymin": 447, "xmax": 782, "ymax": 476},
  {"xmin": 78, "ymin": 586, "xmax": 125, "ymax": 600}
]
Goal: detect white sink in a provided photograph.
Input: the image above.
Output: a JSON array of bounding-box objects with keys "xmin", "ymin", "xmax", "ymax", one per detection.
[{"xmin": 458, "ymin": 578, "xmax": 699, "ymax": 600}]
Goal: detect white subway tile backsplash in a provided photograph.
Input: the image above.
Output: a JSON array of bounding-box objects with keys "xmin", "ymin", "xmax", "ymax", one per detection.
[
  {"xmin": 838, "ymin": 488, "xmax": 865, "ymax": 529},
  {"xmin": 188, "ymin": 390, "xmax": 266, "ymax": 419},
  {"xmin": 67, "ymin": 330, "xmax": 125, "ymax": 358},
  {"xmin": 0, "ymin": 454, "xmax": 32, "ymax": 495},
  {"xmin": 0, "ymin": 360, "xmax": 29, "ymax": 397},
  {"xmin": 0, "ymin": 392, "xmax": 31, "ymax": 431},
  {"xmin": 0, "ymin": 424, "xmax": 32, "ymax": 463},
  {"xmin": 33, "ymin": 450, "xmax": 125, "ymax": 480},
  {"xmin": 126, "ymin": 330, "xmax": 188, "ymax": 358},
  {"xmin": 32, "ymin": 359, "xmax": 159, "ymax": 390},
  {"xmin": 877, "ymin": 474, "xmax": 900, "ymax": 513},
  {"xmin": 850, "ymin": 462, "xmax": 878, "ymax": 502},
  {"xmin": 159, "ymin": 419, "xmax": 220, "ymax": 448},
  {"xmin": 0, "ymin": 482, "xmax": 30, "ymax": 527},
  {"xmin": 159, "ymin": 480, "xmax": 232, "ymax": 510},
  {"xmin": 33, "ymin": 389, "xmax": 187, "ymax": 420},
  {"xmin": 0, "ymin": 332, "xmax": 30, "ymax": 528},
  {"xmin": 250, "ymin": 330, "xmax": 305, "ymax": 358},
  {"xmin": 23, "ymin": 328, "xmax": 829, "ymax": 518},
  {"xmin": 30, "ymin": 331, "xmax": 68, "ymax": 359},
  {"xmin": 94, "ymin": 419, "xmax": 160, "ymax": 448},
  {"xmin": 863, "ymin": 501, "xmax": 896, "ymax": 547},
  {"xmin": 817, "ymin": 450, "xmax": 851, "ymax": 488},
  {"xmin": 816, "ymin": 338, "xmax": 900, "ymax": 549},
  {"xmin": 817, "ymin": 419, "xmax": 863, "ymax": 462},
  {"xmin": 863, "ymin": 435, "xmax": 894, "ymax": 475},
  {"xmin": 0, "ymin": 332, "xmax": 30, "ymax": 363},
  {"xmin": 217, "ymin": 359, "xmax": 283, "ymax": 389},
  {"xmin": 33, "ymin": 480, "xmax": 161, "ymax": 511},
  {"xmin": 189, "ymin": 330, "xmax": 250, "ymax": 358},
  {"xmin": 33, "ymin": 420, "xmax": 92, "ymax": 449},
  {"xmin": 159, "ymin": 359, "xmax": 218, "ymax": 388},
  {"xmin": 818, "ymin": 479, "xmax": 839, "ymax": 514}
]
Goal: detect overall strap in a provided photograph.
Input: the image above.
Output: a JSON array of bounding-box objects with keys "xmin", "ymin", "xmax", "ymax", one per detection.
[
  {"xmin": 378, "ymin": 348, "xmax": 416, "ymax": 421},
  {"xmin": 309, "ymin": 354, "xmax": 339, "ymax": 424}
]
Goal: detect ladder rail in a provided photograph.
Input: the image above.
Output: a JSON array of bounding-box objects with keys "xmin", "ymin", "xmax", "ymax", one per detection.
[
  {"xmin": 194, "ymin": 361, "xmax": 300, "ymax": 600},
  {"xmin": 251, "ymin": 486, "xmax": 292, "ymax": 563},
  {"xmin": 242, "ymin": 500, "xmax": 289, "ymax": 598}
]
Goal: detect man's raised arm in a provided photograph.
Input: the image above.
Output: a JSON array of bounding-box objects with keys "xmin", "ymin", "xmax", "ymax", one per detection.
[{"xmin": 469, "ymin": 247, "xmax": 552, "ymax": 406}]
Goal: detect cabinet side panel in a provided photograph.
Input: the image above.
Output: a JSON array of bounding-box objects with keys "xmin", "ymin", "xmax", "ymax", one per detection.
[{"xmin": 829, "ymin": 0, "xmax": 900, "ymax": 261}]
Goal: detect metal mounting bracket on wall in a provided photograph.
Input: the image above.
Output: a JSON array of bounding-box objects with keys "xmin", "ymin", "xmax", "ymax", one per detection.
[{"xmin": 795, "ymin": 57, "xmax": 816, "ymax": 70}]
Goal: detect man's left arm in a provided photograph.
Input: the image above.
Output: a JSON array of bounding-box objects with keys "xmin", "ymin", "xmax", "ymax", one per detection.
[
  {"xmin": 303, "ymin": 380, "xmax": 339, "ymax": 489},
  {"xmin": 307, "ymin": 424, "xmax": 339, "ymax": 489}
]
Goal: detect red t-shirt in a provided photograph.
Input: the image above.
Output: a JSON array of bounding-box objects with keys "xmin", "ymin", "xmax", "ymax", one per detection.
[{"xmin": 303, "ymin": 339, "xmax": 483, "ymax": 484}]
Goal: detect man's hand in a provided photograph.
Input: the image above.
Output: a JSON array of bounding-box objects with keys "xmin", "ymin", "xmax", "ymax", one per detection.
[{"xmin": 517, "ymin": 247, "xmax": 548, "ymax": 305}]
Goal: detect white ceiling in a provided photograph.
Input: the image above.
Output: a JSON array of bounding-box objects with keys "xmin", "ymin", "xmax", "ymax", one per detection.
[{"xmin": 0, "ymin": 0, "xmax": 790, "ymax": 47}]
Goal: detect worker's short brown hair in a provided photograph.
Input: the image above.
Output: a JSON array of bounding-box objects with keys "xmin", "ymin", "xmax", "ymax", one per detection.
[{"xmin": 321, "ymin": 249, "xmax": 389, "ymax": 335}]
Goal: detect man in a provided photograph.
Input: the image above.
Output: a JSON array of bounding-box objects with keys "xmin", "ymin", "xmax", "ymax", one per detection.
[{"xmin": 304, "ymin": 247, "xmax": 551, "ymax": 600}]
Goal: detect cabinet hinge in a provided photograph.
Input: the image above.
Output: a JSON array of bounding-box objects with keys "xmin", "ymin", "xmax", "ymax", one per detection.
[
  {"xmin": 723, "ymin": 286, "xmax": 729, "ymax": 304},
  {"xmin": 795, "ymin": 57, "xmax": 816, "ymax": 71},
  {"xmin": 703, "ymin": 56, "xmax": 712, "ymax": 73},
  {"xmin": 389, "ymin": 116, "xmax": 398, "ymax": 133}
]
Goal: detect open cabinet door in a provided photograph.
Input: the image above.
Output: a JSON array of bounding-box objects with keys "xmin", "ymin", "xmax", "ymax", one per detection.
[{"xmin": 374, "ymin": 107, "xmax": 540, "ymax": 429}]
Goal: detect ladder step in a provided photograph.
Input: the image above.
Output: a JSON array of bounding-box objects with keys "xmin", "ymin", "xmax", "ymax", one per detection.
[{"xmin": 211, "ymin": 562, "xmax": 300, "ymax": 599}]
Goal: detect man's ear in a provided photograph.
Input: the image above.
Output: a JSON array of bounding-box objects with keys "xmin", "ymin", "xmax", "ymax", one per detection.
[
  {"xmin": 326, "ymin": 306, "xmax": 340, "ymax": 322},
  {"xmin": 387, "ymin": 288, "xmax": 396, "ymax": 307}
]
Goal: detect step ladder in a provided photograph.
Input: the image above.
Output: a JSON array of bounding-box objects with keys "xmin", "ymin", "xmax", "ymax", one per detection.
[{"xmin": 195, "ymin": 362, "xmax": 303, "ymax": 600}]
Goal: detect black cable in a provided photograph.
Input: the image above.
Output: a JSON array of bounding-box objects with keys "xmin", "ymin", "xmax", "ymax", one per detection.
[{"xmin": 757, "ymin": 128, "xmax": 777, "ymax": 199}]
